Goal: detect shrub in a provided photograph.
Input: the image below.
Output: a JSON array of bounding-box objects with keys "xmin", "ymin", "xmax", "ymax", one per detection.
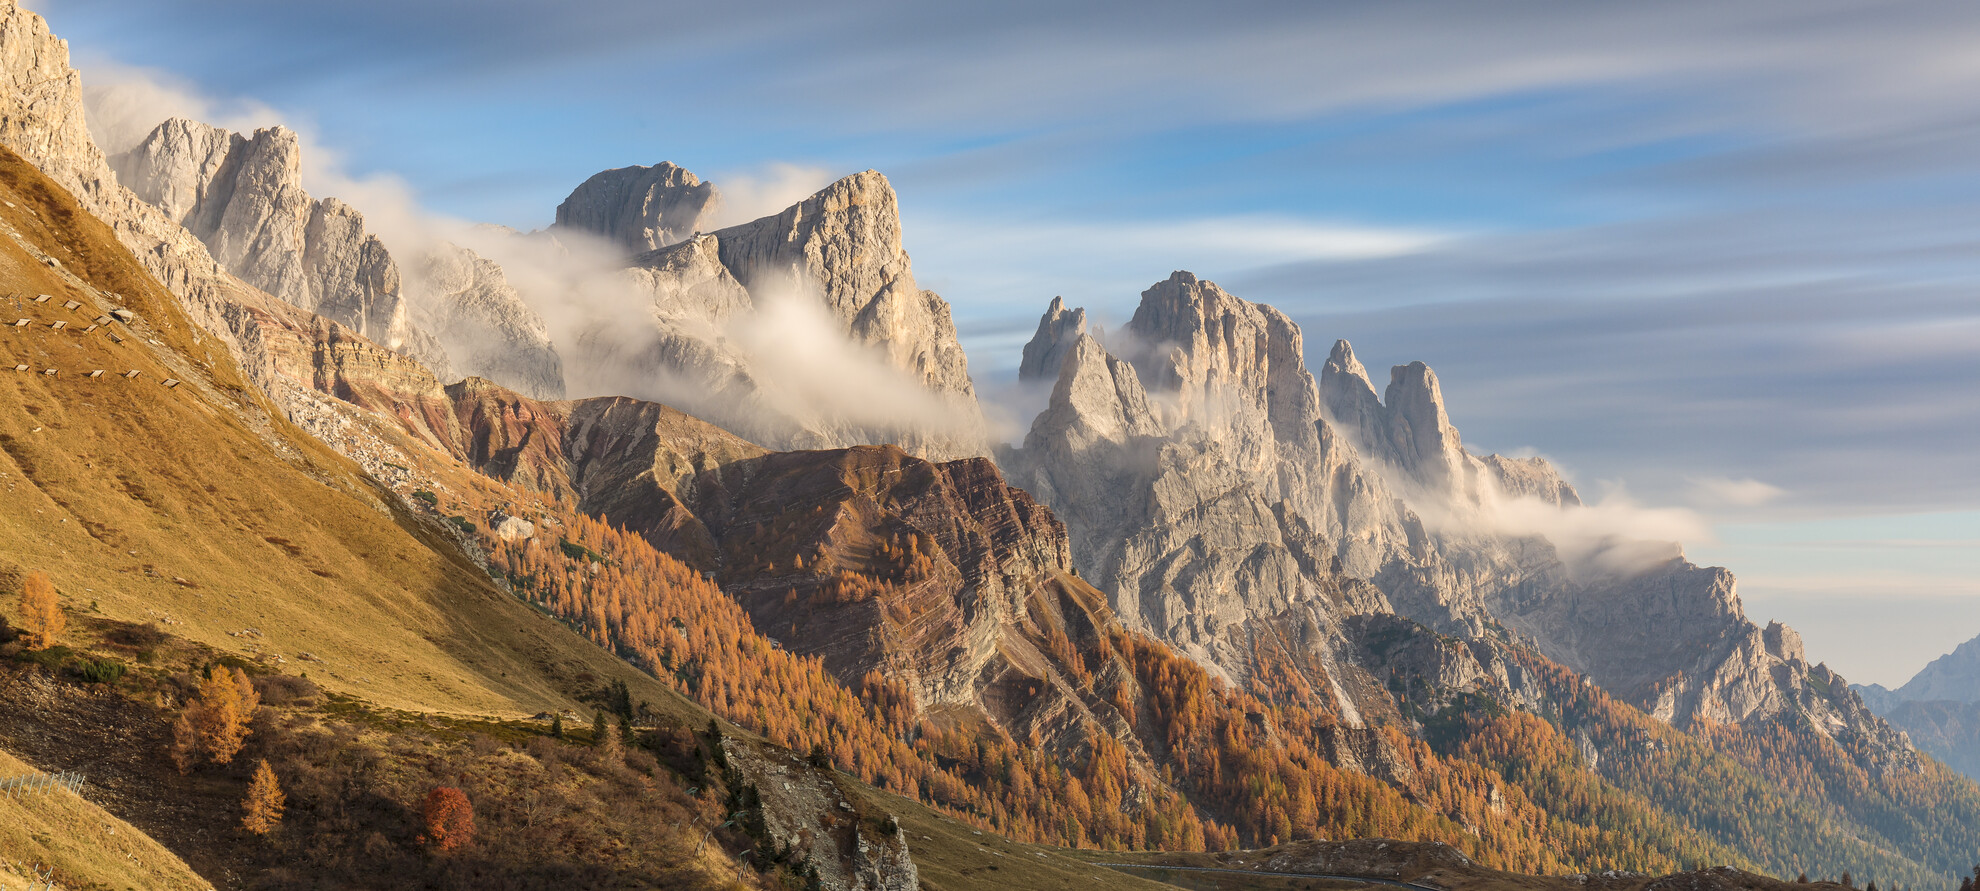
[
  {"xmin": 254, "ymin": 674, "xmax": 321, "ymax": 706},
  {"xmin": 420, "ymin": 786, "xmax": 474, "ymax": 852},
  {"xmin": 76, "ymin": 657, "xmax": 126, "ymax": 685}
]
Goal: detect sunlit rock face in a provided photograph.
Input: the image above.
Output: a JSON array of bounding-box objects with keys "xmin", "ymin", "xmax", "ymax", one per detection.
[
  {"xmin": 1001, "ymin": 270, "xmax": 1908, "ymax": 762},
  {"xmin": 554, "ymin": 161, "xmax": 717, "ymax": 254},
  {"xmin": 108, "ymin": 118, "xmax": 566, "ymax": 400},
  {"xmin": 555, "ymin": 164, "xmax": 989, "ymax": 460},
  {"xmin": 111, "ymin": 121, "xmax": 448, "ymax": 375}
]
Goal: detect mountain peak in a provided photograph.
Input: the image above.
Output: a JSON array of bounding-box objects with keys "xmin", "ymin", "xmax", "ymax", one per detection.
[
  {"xmin": 1324, "ymin": 339, "xmax": 1374, "ymax": 391},
  {"xmin": 1897, "ymin": 632, "xmax": 1980, "ymax": 703},
  {"xmin": 1019, "ymin": 296, "xmax": 1087, "ymax": 383},
  {"xmin": 554, "ymin": 161, "xmax": 719, "ymax": 254},
  {"xmin": 1382, "ymin": 360, "xmax": 1469, "ymax": 492}
]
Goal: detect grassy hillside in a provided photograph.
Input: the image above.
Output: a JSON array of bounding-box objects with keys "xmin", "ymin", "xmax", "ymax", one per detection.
[
  {"xmin": 0, "ymin": 746, "xmax": 206, "ymax": 891},
  {"xmin": 0, "ymin": 142, "xmax": 695, "ymax": 720}
]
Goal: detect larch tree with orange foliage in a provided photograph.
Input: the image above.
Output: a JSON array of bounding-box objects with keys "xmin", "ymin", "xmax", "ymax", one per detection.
[
  {"xmin": 17, "ymin": 571, "xmax": 64, "ymax": 648},
  {"xmin": 421, "ymin": 786, "xmax": 475, "ymax": 852},
  {"xmin": 241, "ymin": 758, "xmax": 285, "ymax": 835},
  {"xmin": 171, "ymin": 666, "xmax": 261, "ymax": 772}
]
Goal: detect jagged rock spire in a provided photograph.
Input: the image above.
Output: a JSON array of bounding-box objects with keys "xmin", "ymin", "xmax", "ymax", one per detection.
[{"xmin": 1019, "ymin": 296, "xmax": 1087, "ymax": 384}]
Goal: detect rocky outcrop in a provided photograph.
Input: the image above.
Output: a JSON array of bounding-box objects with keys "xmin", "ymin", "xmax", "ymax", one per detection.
[
  {"xmin": 107, "ymin": 117, "xmax": 570, "ymax": 400},
  {"xmin": 1002, "ymin": 271, "xmax": 1908, "ymax": 764},
  {"xmin": 1018, "ymin": 296, "xmax": 1085, "ymax": 382},
  {"xmin": 553, "ymin": 161, "xmax": 716, "ymax": 254},
  {"xmin": 722, "ymin": 738, "xmax": 920, "ymax": 891},
  {"xmin": 110, "ymin": 120, "xmax": 451, "ymax": 375},
  {"xmin": 557, "ymin": 165, "xmax": 988, "ymax": 460},
  {"xmin": 409, "ymin": 241, "xmax": 564, "ymax": 399}
]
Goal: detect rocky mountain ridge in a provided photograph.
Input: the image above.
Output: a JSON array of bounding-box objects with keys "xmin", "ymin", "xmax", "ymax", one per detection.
[
  {"xmin": 108, "ymin": 117, "xmax": 567, "ymax": 400},
  {"xmin": 1884, "ymin": 632, "xmax": 1980, "ymax": 704},
  {"xmin": 554, "ymin": 161, "xmax": 989, "ymax": 460},
  {"xmin": 1855, "ymin": 632, "xmax": 1980, "ymax": 780},
  {"xmin": 1002, "ymin": 272, "xmax": 1909, "ymax": 767},
  {"xmin": 3, "ymin": 2, "xmax": 1975, "ymax": 885},
  {"xmin": 102, "ymin": 128, "xmax": 991, "ymax": 460}
]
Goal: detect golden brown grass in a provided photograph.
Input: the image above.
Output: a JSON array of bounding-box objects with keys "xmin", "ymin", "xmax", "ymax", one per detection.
[
  {"xmin": 0, "ymin": 146, "xmax": 703, "ymax": 726},
  {"xmin": 0, "ymin": 746, "xmax": 207, "ymax": 891}
]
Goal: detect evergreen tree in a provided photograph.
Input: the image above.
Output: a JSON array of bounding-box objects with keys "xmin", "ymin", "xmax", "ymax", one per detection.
[
  {"xmin": 591, "ymin": 711, "xmax": 608, "ymax": 746},
  {"xmin": 550, "ymin": 712, "xmax": 564, "ymax": 739}
]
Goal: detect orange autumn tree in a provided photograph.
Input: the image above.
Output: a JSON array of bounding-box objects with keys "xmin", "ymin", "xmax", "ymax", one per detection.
[
  {"xmin": 171, "ymin": 666, "xmax": 261, "ymax": 772},
  {"xmin": 241, "ymin": 759, "xmax": 285, "ymax": 835},
  {"xmin": 17, "ymin": 571, "xmax": 64, "ymax": 648},
  {"xmin": 421, "ymin": 786, "xmax": 474, "ymax": 852}
]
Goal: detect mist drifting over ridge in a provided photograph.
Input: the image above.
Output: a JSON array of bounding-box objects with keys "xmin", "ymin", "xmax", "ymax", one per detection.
[{"xmin": 47, "ymin": 0, "xmax": 1980, "ymax": 685}]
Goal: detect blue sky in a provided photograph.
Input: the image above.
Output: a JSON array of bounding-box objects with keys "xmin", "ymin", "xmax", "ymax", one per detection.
[{"xmin": 40, "ymin": 0, "xmax": 1980, "ymax": 685}]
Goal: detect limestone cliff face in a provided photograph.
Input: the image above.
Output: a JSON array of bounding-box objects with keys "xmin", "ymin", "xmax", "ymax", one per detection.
[
  {"xmin": 557, "ymin": 166, "xmax": 988, "ymax": 460},
  {"xmin": 110, "ymin": 120, "xmax": 449, "ymax": 375},
  {"xmin": 409, "ymin": 241, "xmax": 564, "ymax": 399},
  {"xmin": 1004, "ymin": 271, "xmax": 1900, "ymax": 758},
  {"xmin": 553, "ymin": 161, "xmax": 716, "ymax": 253},
  {"xmin": 712, "ymin": 171, "xmax": 975, "ymax": 402},
  {"xmin": 1001, "ymin": 274, "xmax": 1420, "ymax": 735},
  {"xmin": 107, "ymin": 117, "xmax": 567, "ymax": 400},
  {"xmin": 0, "ymin": 0, "xmax": 273, "ymax": 386}
]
